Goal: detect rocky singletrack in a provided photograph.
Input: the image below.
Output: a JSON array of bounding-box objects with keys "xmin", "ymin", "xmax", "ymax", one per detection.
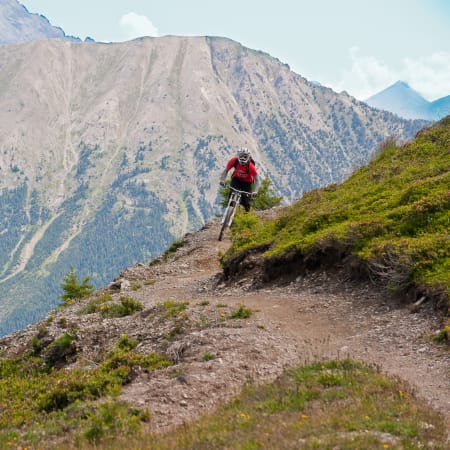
[
  {"xmin": 118, "ymin": 219, "xmax": 450, "ymax": 435},
  {"xmin": 2, "ymin": 218, "xmax": 449, "ymax": 439}
]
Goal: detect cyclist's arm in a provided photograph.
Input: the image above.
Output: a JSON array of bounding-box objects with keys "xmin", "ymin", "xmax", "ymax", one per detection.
[
  {"xmin": 219, "ymin": 169, "xmax": 228, "ymax": 186},
  {"xmin": 253, "ymin": 175, "xmax": 261, "ymax": 193}
]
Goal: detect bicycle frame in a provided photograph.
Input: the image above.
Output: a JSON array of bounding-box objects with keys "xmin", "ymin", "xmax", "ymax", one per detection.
[{"xmin": 218, "ymin": 187, "xmax": 251, "ymax": 241}]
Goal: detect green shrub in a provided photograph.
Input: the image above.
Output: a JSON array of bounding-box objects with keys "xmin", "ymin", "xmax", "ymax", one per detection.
[
  {"xmin": 163, "ymin": 239, "xmax": 187, "ymax": 259},
  {"xmin": 60, "ymin": 267, "xmax": 94, "ymax": 304},
  {"xmin": 202, "ymin": 353, "xmax": 215, "ymax": 361},
  {"xmin": 82, "ymin": 401, "xmax": 149, "ymax": 443},
  {"xmin": 229, "ymin": 305, "xmax": 252, "ymax": 319},
  {"xmin": 100, "ymin": 297, "xmax": 143, "ymax": 318},
  {"xmin": 165, "ymin": 321, "xmax": 185, "ymax": 341},
  {"xmin": 103, "ymin": 342, "xmax": 171, "ymax": 372},
  {"xmin": 433, "ymin": 326, "xmax": 450, "ymax": 343},
  {"xmin": 159, "ymin": 299, "xmax": 189, "ymax": 318},
  {"xmin": 253, "ymin": 178, "xmax": 283, "ymax": 210},
  {"xmin": 43, "ymin": 332, "xmax": 77, "ymax": 368},
  {"xmin": 79, "ymin": 294, "xmax": 112, "ymax": 315}
]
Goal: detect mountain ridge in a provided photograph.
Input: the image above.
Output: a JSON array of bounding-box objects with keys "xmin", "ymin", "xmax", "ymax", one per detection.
[{"xmin": 0, "ymin": 0, "xmax": 85, "ymax": 44}]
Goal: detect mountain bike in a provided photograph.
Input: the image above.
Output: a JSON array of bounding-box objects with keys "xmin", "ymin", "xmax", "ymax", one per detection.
[{"xmin": 218, "ymin": 187, "xmax": 252, "ymax": 241}]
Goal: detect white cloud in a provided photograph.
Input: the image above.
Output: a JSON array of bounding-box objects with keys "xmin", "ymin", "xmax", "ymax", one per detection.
[
  {"xmin": 333, "ymin": 47, "xmax": 450, "ymax": 101},
  {"xmin": 119, "ymin": 12, "xmax": 158, "ymax": 41},
  {"xmin": 402, "ymin": 52, "xmax": 450, "ymax": 100}
]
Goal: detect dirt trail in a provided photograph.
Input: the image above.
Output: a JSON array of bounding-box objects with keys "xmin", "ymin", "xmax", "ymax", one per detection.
[{"xmin": 118, "ymin": 219, "xmax": 450, "ymax": 435}]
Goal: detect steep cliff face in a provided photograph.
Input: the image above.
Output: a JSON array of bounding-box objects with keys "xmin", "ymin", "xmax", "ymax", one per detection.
[
  {"xmin": 0, "ymin": 36, "xmax": 428, "ymax": 336},
  {"xmin": 0, "ymin": 0, "xmax": 80, "ymax": 44}
]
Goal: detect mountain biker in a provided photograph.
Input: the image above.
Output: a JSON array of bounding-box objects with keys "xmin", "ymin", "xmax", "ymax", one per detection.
[{"xmin": 219, "ymin": 147, "xmax": 261, "ymax": 212}]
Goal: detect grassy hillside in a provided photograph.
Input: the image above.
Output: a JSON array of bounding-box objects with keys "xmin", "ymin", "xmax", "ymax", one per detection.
[
  {"xmin": 1, "ymin": 352, "xmax": 446, "ymax": 448},
  {"xmin": 224, "ymin": 116, "xmax": 450, "ymax": 308}
]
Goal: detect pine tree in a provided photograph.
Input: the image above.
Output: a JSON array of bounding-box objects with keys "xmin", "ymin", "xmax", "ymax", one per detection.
[
  {"xmin": 60, "ymin": 267, "xmax": 94, "ymax": 303},
  {"xmin": 252, "ymin": 178, "xmax": 283, "ymax": 210}
]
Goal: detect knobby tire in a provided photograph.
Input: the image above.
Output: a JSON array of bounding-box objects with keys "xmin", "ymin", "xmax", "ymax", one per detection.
[{"xmin": 218, "ymin": 203, "xmax": 235, "ymax": 241}]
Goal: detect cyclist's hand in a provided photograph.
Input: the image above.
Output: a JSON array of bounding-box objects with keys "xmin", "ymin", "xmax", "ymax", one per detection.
[
  {"xmin": 252, "ymin": 191, "xmax": 259, "ymax": 197},
  {"xmin": 219, "ymin": 181, "xmax": 226, "ymax": 188}
]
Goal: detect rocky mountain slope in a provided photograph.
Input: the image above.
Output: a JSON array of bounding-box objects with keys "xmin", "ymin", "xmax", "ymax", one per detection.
[
  {"xmin": 0, "ymin": 219, "xmax": 448, "ymax": 447},
  {"xmin": 365, "ymin": 81, "xmax": 450, "ymax": 120},
  {"xmin": 0, "ymin": 36, "xmax": 429, "ymax": 336},
  {"xmin": 0, "ymin": 0, "xmax": 82, "ymax": 44}
]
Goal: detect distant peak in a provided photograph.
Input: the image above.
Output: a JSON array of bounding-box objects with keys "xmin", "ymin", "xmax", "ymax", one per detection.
[{"xmin": 392, "ymin": 80, "xmax": 410, "ymax": 88}]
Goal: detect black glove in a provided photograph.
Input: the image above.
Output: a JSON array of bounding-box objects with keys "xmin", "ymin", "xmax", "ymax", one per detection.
[{"xmin": 219, "ymin": 180, "xmax": 226, "ymax": 187}]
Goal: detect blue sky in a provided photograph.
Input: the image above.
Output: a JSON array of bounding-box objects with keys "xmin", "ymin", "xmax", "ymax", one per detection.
[{"xmin": 19, "ymin": 0, "xmax": 450, "ymax": 101}]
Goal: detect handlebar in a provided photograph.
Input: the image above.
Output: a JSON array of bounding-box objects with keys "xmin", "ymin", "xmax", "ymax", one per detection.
[
  {"xmin": 229, "ymin": 187, "xmax": 249, "ymax": 194},
  {"xmin": 228, "ymin": 187, "xmax": 255, "ymax": 197}
]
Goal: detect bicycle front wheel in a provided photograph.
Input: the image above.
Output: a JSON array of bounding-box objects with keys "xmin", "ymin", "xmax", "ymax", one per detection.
[{"xmin": 218, "ymin": 204, "xmax": 235, "ymax": 241}]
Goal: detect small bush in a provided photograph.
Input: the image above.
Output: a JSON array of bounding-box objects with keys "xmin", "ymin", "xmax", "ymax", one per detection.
[
  {"xmin": 100, "ymin": 297, "xmax": 143, "ymax": 318},
  {"xmin": 433, "ymin": 326, "xmax": 450, "ymax": 343},
  {"xmin": 165, "ymin": 320, "xmax": 186, "ymax": 341},
  {"xmin": 43, "ymin": 332, "xmax": 77, "ymax": 368},
  {"xmin": 253, "ymin": 178, "xmax": 283, "ymax": 210},
  {"xmin": 117, "ymin": 334, "xmax": 138, "ymax": 351},
  {"xmin": 229, "ymin": 305, "xmax": 252, "ymax": 319},
  {"xmin": 79, "ymin": 294, "xmax": 112, "ymax": 315},
  {"xmin": 163, "ymin": 239, "xmax": 187, "ymax": 259},
  {"xmin": 104, "ymin": 349, "xmax": 171, "ymax": 373},
  {"xmin": 82, "ymin": 401, "xmax": 149, "ymax": 443},
  {"xmin": 202, "ymin": 353, "xmax": 215, "ymax": 361},
  {"xmin": 159, "ymin": 299, "xmax": 189, "ymax": 318},
  {"xmin": 57, "ymin": 317, "xmax": 68, "ymax": 328},
  {"xmin": 31, "ymin": 336, "xmax": 44, "ymax": 356}
]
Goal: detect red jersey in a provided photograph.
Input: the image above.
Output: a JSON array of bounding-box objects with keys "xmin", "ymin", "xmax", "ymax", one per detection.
[{"xmin": 226, "ymin": 156, "xmax": 258, "ymax": 183}]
